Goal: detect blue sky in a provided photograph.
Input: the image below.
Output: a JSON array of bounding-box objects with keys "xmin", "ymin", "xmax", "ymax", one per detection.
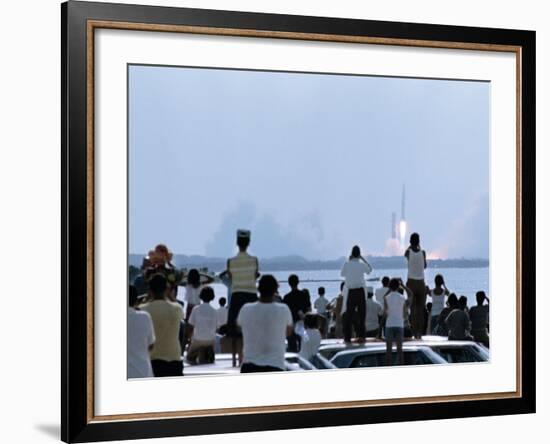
[{"xmin": 128, "ymin": 65, "xmax": 490, "ymax": 259}]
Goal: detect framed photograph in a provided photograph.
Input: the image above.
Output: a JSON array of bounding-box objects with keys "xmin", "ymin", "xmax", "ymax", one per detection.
[{"xmin": 61, "ymin": 1, "xmax": 535, "ymax": 442}]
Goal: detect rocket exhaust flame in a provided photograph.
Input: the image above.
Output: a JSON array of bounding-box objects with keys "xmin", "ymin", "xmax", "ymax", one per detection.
[{"xmin": 399, "ymin": 220, "xmax": 407, "ymax": 249}]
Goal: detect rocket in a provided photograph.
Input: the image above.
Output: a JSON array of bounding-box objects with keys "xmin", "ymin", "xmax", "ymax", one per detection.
[
  {"xmin": 401, "ymin": 184, "xmax": 406, "ymax": 221},
  {"xmin": 399, "ymin": 184, "xmax": 407, "ymax": 249}
]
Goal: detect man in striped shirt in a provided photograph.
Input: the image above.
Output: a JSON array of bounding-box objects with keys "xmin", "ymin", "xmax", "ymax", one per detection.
[{"xmin": 226, "ymin": 229, "xmax": 259, "ymax": 365}]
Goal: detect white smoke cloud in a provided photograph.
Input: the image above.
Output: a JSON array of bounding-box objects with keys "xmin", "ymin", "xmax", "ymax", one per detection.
[
  {"xmin": 383, "ymin": 238, "xmax": 402, "ymax": 256},
  {"xmin": 433, "ymin": 193, "xmax": 489, "ymax": 259},
  {"xmin": 205, "ymin": 201, "xmax": 327, "ymax": 259}
]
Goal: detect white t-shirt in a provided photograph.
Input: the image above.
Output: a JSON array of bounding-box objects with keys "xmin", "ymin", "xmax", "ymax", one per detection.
[
  {"xmin": 127, "ymin": 308, "xmax": 155, "ymax": 378},
  {"xmin": 340, "ymin": 258, "xmax": 372, "ymax": 289},
  {"xmin": 299, "ymin": 328, "xmax": 322, "ymax": 360},
  {"xmin": 365, "ymin": 298, "xmax": 383, "ymax": 331},
  {"xmin": 385, "ymin": 291, "xmax": 408, "ymax": 328},
  {"xmin": 238, "ymin": 302, "xmax": 293, "ymax": 370},
  {"xmin": 188, "ymin": 303, "xmax": 218, "ymax": 342},
  {"xmin": 184, "ymin": 285, "xmax": 201, "ymax": 305},
  {"xmin": 314, "ymin": 296, "xmax": 329, "ymax": 315},
  {"xmin": 430, "ymin": 289, "xmax": 447, "ymax": 316},
  {"xmin": 216, "ymin": 306, "xmax": 228, "ymax": 327},
  {"xmin": 407, "ymin": 249, "xmax": 425, "ymax": 280},
  {"xmin": 375, "ymin": 286, "xmax": 388, "ymax": 306}
]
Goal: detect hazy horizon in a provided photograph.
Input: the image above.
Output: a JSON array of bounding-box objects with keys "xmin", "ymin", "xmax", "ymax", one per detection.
[
  {"xmin": 129, "ymin": 65, "xmax": 490, "ymax": 261},
  {"xmin": 129, "ymin": 252, "xmax": 490, "ymax": 261}
]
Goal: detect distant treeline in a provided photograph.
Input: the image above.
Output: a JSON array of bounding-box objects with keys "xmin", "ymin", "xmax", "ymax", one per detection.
[{"xmin": 129, "ymin": 254, "xmax": 489, "ymax": 273}]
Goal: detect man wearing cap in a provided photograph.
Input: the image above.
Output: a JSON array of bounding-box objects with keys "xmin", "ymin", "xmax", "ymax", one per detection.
[{"xmin": 226, "ymin": 229, "xmax": 259, "ymax": 364}]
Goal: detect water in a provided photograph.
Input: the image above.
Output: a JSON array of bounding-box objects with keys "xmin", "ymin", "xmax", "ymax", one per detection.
[{"xmin": 179, "ymin": 267, "xmax": 489, "ymax": 309}]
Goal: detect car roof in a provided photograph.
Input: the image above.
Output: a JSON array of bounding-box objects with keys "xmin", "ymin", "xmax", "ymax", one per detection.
[
  {"xmin": 183, "ymin": 352, "xmax": 307, "ymax": 376},
  {"xmin": 407, "ymin": 341, "xmax": 481, "ymax": 347},
  {"xmin": 319, "ymin": 337, "xmax": 481, "ymax": 349},
  {"xmin": 329, "ymin": 344, "xmax": 432, "ymax": 357}
]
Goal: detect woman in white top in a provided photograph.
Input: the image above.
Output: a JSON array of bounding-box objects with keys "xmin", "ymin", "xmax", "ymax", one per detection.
[
  {"xmin": 384, "ymin": 278, "xmax": 413, "ymax": 366},
  {"xmin": 183, "ymin": 268, "xmax": 215, "ymax": 321},
  {"xmin": 429, "ymin": 274, "xmax": 449, "ymax": 334},
  {"xmin": 184, "ymin": 269, "xmax": 202, "ymax": 321},
  {"xmin": 404, "ymin": 233, "xmax": 427, "ymax": 339}
]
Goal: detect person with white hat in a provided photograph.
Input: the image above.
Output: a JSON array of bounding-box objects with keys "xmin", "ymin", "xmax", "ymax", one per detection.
[{"xmin": 226, "ymin": 229, "xmax": 259, "ymax": 365}]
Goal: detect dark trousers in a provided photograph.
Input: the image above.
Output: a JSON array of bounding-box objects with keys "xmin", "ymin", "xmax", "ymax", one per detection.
[
  {"xmin": 343, "ymin": 287, "xmax": 366, "ymax": 341},
  {"xmin": 241, "ymin": 362, "xmax": 284, "ymax": 373},
  {"xmin": 318, "ymin": 314, "xmax": 328, "ymax": 338},
  {"xmin": 407, "ymin": 279, "xmax": 427, "ymax": 339},
  {"xmin": 227, "ymin": 291, "xmax": 258, "ymax": 336},
  {"xmin": 151, "ymin": 359, "xmax": 183, "ymax": 377},
  {"xmin": 286, "ymin": 332, "xmax": 301, "ymax": 353},
  {"xmin": 186, "ymin": 342, "xmax": 215, "ymax": 364}
]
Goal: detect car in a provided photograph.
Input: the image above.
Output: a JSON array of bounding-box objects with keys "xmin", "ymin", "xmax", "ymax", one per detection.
[
  {"xmin": 317, "ymin": 339, "xmax": 380, "ymax": 361},
  {"xmin": 183, "ymin": 353, "xmax": 323, "ymax": 376},
  {"xmin": 284, "ymin": 353, "xmax": 321, "ymax": 371},
  {"xmin": 308, "ymin": 353, "xmax": 338, "ymax": 370},
  {"xmin": 406, "ymin": 336, "xmax": 490, "ymax": 363},
  {"xmin": 328, "ymin": 344, "xmax": 447, "ymax": 368},
  {"xmin": 316, "ymin": 337, "xmax": 489, "ymax": 367}
]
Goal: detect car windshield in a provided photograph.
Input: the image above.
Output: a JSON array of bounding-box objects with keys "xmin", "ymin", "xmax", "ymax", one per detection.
[
  {"xmin": 319, "ymin": 348, "xmax": 343, "ymax": 360},
  {"xmin": 347, "ymin": 350, "xmax": 435, "ymax": 368},
  {"xmin": 431, "ymin": 346, "xmax": 484, "ymax": 363}
]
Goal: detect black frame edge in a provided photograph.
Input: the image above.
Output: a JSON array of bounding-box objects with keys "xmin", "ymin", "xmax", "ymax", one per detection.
[
  {"xmin": 520, "ymin": 30, "xmax": 536, "ymax": 414},
  {"xmin": 63, "ymin": 1, "xmax": 91, "ymax": 442},
  {"xmin": 61, "ymin": 1, "xmax": 536, "ymax": 442},
  {"xmin": 61, "ymin": 1, "xmax": 68, "ymax": 442}
]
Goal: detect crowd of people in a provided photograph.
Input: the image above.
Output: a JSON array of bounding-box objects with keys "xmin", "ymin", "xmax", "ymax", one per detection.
[{"xmin": 127, "ymin": 231, "xmax": 490, "ymax": 378}]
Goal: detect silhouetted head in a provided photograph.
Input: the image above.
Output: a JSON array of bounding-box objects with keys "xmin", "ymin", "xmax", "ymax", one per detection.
[
  {"xmin": 129, "ymin": 285, "xmax": 138, "ymax": 307},
  {"xmin": 236, "ymin": 229, "xmax": 251, "ymax": 251},
  {"xmin": 288, "ymin": 274, "xmax": 299, "ymax": 289},
  {"xmin": 351, "ymin": 245, "xmax": 361, "ymax": 258},
  {"xmin": 389, "ymin": 278, "xmax": 400, "ymax": 291},
  {"xmin": 410, "ymin": 233, "xmax": 420, "ymax": 247},
  {"xmin": 381, "ymin": 276, "xmax": 390, "ymax": 287},
  {"xmin": 141, "ymin": 257, "xmax": 151, "ymax": 271},
  {"xmin": 199, "ymin": 286, "xmax": 215, "ymax": 303},
  {"xmin": 187, "ymin": 269, "xmax": 201, "ymax": 289},
  {"xmin": 219, "ymin": 297, "xmax": 227, "ymax": 307},
  {"xmin": 318, "ymin": 286, "xmax": 325, "ymax": 296},
  {"xmin": 304, "ymin": 313, "xmax": 318, "ymax": 329},
  {"xmin": 476, "ymin": 291, "xmax": 486, "ymax": 306},
  {"xmin": 447, "ymin": 293, "xmax": 458, "ymax": 308},
  {"xmin": 434, "ymin": 274, "xmax": 444, "ymax": 287},
  {"xmin": 149, "ymin": 274, "xmax": 167, "ymax": 300},
  {"xmin": 458, "ymin": 295, "xmax": 468, "ymax": 310},
  {"xmin": 258, "ymin": 274, "xmax": 279, "ymax": 298}
]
